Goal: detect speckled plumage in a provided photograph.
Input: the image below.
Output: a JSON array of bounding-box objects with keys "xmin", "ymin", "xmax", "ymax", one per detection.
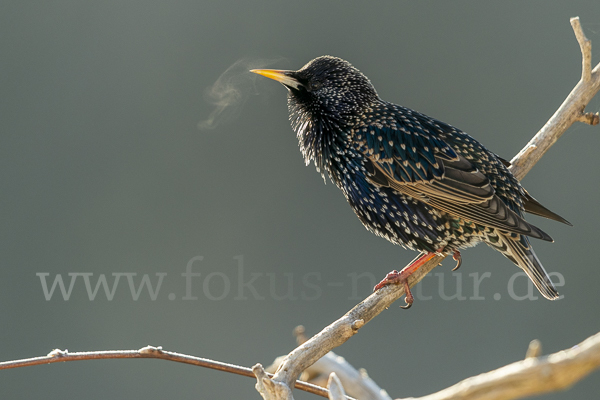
[{"xmin": 252, "ymin": 56, "xmax": 570, "ymax": 300}]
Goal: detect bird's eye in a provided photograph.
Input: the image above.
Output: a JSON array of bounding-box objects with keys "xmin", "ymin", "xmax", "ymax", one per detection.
[{"xmin": 308, "ymin": 81, "xmax": 322, "ymax": 91}]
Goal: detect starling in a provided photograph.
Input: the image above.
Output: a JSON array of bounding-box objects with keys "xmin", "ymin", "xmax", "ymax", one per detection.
[{"xmin": 251, "ymin": 56, "xmax": 570, "ymax": 308}]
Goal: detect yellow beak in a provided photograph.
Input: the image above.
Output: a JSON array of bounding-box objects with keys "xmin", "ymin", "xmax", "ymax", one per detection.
[{"xmin": 250, "ymin": 69, "xmax": 302, "ymax": 90}]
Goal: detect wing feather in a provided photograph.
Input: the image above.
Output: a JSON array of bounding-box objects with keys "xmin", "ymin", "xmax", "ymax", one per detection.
[{"xmin": 358, "ymin": 124, "xmax": 553, "ymax": 242}]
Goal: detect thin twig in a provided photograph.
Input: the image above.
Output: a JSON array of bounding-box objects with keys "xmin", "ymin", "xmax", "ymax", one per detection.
[
  {"xmin": 508, "ymin": 16, "xmax": 600, "ymax": 181},
  {"xmin": 571, "ymin": 17, "xmax": 592, "ymax": 82},
  {"xmin": 0, "ymin": 346, "xmax": 333, "ymax": 399},
  {"xmin": 328, "ymin": 373, "xmax": 347, "ymax": 400}
]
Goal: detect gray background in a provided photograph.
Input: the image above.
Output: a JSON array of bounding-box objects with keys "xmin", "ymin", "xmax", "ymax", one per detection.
[{"xmin": 2, "ymin": 1, "xmax": 600, "ymax": 399}]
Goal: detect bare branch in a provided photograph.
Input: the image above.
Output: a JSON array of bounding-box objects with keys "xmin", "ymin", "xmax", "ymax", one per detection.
[
  {"xmin": 0, "ymin": 346, "xmax": 332, "ymax": 399},
  {"xmin": 328, "ymin": 373, "xmax": 347, "ymax": 400},
  {"xmin": 571, "ymin": 17, "xmax": 592, "ymax": 82},
  {"xmin": 254, "ymin": 363, "xmax": 295, "ymax": 400},
  {"xmin": 271, "ymin": 254, "xmax": 444, "ymax": 390},
  {"xmin": 509, "ymin": 16, "xmax": 600, "ymax": 181},
  {"xmin": 401, "ymin": 331, "xmax": 600, "ymax": 400},
  {"xmin": 303, "ymin": 353, "xmax": 392, "ymax": 400},
  {"xmin": 267, "ymin": 348, "xmax": 392, "ymax": 400}
]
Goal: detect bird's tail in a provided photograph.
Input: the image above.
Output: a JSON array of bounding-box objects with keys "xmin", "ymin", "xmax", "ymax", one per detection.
[{"xmin": 489, "ymin": 233, "xmax": 559, "ymax": 300}]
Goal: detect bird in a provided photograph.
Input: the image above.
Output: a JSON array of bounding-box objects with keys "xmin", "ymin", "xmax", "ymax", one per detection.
[{"xmin": 251, "ymin": 56, "xmax": 570, "ymax": 308}]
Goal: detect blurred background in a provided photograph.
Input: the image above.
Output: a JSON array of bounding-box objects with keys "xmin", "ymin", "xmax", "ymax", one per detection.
[{"xmin": 2, "ymin": 1, "xmax": 600, "ymax": 399}]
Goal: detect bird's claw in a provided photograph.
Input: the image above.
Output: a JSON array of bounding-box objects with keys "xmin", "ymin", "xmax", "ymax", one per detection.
[
  {"xmin": 373, "ymin": 270, "xmax": 400, "ymax": 291},
  {"xmin": 451, "ymin": 250, "xmax": 462, "ymax": 271},
  {"xmin": 400, "ymin": 279, "xmax": 413, "ymax": 309},
  {"xmin": 374, "ymin": 270, "xmax": 414, "ymax": 310}
]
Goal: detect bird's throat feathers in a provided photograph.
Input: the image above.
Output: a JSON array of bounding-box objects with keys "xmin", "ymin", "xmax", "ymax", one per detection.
[{"xmin": 288, "ymin": 98, "xmax": 349, "ymax": 180}]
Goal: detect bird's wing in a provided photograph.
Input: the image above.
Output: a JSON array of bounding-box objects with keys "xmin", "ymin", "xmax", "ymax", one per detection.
[
  {"xmin": 354, "ymin": 123, "xmax": 457, "ymax": 184},
  {"xmin": 358, "ymin": 125, "xmax": 552, "ymax": 241}
]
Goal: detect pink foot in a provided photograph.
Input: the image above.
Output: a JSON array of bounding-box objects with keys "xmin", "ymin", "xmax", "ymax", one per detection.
[
  {"xmin": 373, "ymin": 270, "xmax": 414, "ymax": 309},
  {"xmin": 373, "ymin": 251, "xmax": 439, "ymax": 309}
]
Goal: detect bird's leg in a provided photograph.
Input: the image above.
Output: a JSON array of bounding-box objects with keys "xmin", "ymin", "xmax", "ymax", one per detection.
[
  {"xmin": 373, "ymin": 251, "xmax": 439, "ymax": 309},
  {"xmin": 452, "ymin": 250, "xmax": 462, "ymax": 271}
]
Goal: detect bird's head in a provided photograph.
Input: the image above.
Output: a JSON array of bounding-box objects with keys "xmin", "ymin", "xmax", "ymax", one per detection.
[
  {"xmin": 251, "ymin": 56, "xmax": 379, "ymax": 174},
  {"xmin": 251, "ymin": 56, "xmax": 379, "ymax": 126}
]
